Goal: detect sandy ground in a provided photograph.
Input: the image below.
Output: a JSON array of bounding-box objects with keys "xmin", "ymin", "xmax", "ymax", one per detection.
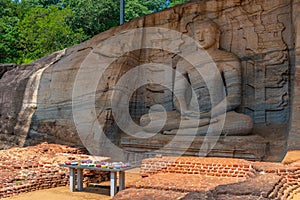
[
  {"xmin": 3, "ymin": 187, "xmax": 111, "ymax": 200},
  {"xmin": 282, "ymin": 150, "xmax": 300, "ymax": 164},
  {"xmin": 3, "ymin": 168, "xmax": 141, "ymax": 200},
  {"xmin": 3, "ymin": 153, "xmax": 300, "ymax": 200}
]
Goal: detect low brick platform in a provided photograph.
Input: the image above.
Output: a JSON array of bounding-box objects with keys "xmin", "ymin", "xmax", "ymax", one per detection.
[
  {"xmin": 132, "ymin": 173, "xmax": 246, "ymax": 192},
  {"xmin": 0, "ymin": 142, "xmax": 110, "ymax": 198},
  {"xmin": 140, "ymin": 157, "xmax": 255, "ymax": 178},
  {"xmin": 114, "ymin": 156, "xmax": 300, "ymax": 200}
]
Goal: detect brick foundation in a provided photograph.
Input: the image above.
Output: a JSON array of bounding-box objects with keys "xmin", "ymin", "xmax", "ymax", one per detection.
[
  {"xmin": 114, "ymin": 156, "xmax": 300, "ymax": 200},
  {"xmin": 140, "ymin": 157, "xmax": 256, "ymax": 178},
  {"xmin": 0, "ymin": 142, "xmax": 110, "ymax": 198}
]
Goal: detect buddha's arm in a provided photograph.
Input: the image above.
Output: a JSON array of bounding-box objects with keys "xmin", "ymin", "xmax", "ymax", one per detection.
[
  {"xmin": 211, "ymin": 60, "xmax": 241, "ymax": 118},
  {"xmin": 173, "ymin": 69, "xmax": 189, "ymax": 113}
]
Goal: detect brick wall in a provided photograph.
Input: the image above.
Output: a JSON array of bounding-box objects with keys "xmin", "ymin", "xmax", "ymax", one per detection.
[{"xmin": 140, "ymin": 157, "xmax": 256, "ymax": 178}]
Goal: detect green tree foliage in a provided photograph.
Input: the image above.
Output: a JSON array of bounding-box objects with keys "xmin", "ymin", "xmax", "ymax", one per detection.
[
  {"xmin": 142, "ymin": 0, "xmax": 168, "ymax": 12},
  {"xmin": 0, "ymin": 0, "xmax": 188, "ymax": 64},
  {"xmin": 61, "ymin": 0, "xmax": 119, "ymax": 40},
  {"xmin": 125, "ymin": 0, "xmax": 152, "ymax": 22},
  {"xmin": 0, "ymin": 16, "xmax": 21, "ymax": 63},
  {"xmin": 61, "ymin": 0, "xmax": 168, "ymax": 40},
  {"xmin": 28, "ymin": 0, "xmax": 62, "ymax": 7},
  {"xmin": 18, "ymin": 5, "xmax": 84, "ymax": 62},
  {"xmin": 169, "ymin": 0, "xmax": 188, "ymax": 7},
  {"xmin": 0, "ymin": 0, "xmax": 21, "ymax": 63}
]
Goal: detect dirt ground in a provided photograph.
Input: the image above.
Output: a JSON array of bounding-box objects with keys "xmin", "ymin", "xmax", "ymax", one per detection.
[
  {"xmin": 3, "ymin": 153, "xmax": 300, "ymax": 200},
  {"xmin": 3, "ymin": 187, "xmax": 111, "ymax": 200}
]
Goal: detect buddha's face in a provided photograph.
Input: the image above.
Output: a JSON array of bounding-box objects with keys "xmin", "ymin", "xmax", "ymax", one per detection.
[{"xmin": 195, "ymin": 24, "xmax": 218, "ymax": 50}]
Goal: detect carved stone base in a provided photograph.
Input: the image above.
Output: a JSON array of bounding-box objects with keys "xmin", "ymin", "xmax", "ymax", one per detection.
[{"xmin": 120, "ymin": 134, "xmax": 268, "ymax": 163}]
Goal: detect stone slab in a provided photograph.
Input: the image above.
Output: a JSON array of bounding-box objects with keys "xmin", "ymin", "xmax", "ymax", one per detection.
[{"xmin": 121, "ymin": 134, "xmax": 267, "ymax": 162}]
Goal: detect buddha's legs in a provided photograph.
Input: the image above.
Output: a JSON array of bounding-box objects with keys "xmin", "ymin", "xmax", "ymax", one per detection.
[
  {"xmin": 163, "ymin": 111, "xmax": 253, "ymax": 136},
  {"xmin": 140, "ymin": 111, "xmax": 214, "ymax": 132},
  {"xmin": 220, "ymin": 111, "xmax": 253, "ymax": 135}
]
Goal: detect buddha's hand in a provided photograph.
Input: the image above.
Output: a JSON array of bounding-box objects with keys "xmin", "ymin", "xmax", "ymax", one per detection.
[{"xmin": 181, "ymin": 110, "xmax": 211, "ymax": 120}]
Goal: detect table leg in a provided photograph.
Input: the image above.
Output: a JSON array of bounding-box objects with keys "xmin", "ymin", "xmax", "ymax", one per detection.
[
  {"xmin": 119, "ymin": 171, "xmax": 125, "ymax": 191},
  {"xmin": 69, "ymin": 168, "xmax": 75, "ymax": 192},
  {"xmin": 110, "ymin": 172, "xmax": 117, "ymax": 197},
  {"xmin": 77, "ymin": 168, "xmax": 83, "ymax": 191}
]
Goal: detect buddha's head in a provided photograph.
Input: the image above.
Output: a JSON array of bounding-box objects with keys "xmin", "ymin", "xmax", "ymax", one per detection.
[{"xmin": 189, "ymin": 20, "xmax": 220, "ymax": 50}]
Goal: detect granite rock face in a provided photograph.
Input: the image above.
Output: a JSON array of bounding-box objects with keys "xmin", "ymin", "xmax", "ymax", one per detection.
[
  {"xmin": 0, "ymin": 51, "xmax": 66, "ymax": 149},
  {"xmin": 0, "ymin": 0, "xmax": 299, "ymax": 162}
]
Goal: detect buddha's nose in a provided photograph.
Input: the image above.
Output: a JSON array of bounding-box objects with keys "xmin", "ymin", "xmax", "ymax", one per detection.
[{"xmin": 199, "ymin": 32, "xmax": 204, "ymax": 41}]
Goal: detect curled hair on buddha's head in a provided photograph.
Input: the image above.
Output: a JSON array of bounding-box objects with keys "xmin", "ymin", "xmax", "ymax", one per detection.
[{"xmin": 187, "ymin": 19, "xmax": 221, "ymax": 49}]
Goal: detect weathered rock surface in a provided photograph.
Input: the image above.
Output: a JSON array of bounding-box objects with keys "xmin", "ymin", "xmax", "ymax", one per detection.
[
  {"xmin": 121, "ymin": 134, "xmax": 268, "ymax": 161},
  {"xmin": 0, "ymin": 0, "xmax": 299, "ymax": 162},
  {"xmin": 0, "ymin": 64, "xmax": 17, "ymax": 78},
  {"xmin": 0, "ymin": 51, "xmax": 66, "ymax": 149}
]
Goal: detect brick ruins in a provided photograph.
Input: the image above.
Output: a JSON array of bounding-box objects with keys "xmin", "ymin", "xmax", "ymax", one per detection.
[
  {"xmin": 0, "ymin": 143, "xmax": 109, "ymax": 198},
  {"xmin": 0, "ymin": 144, "xmax": 299, "ymax": 199},
  {"xmin": 114, "ymin": 157, "xmax": 300, "ymax": 200}
]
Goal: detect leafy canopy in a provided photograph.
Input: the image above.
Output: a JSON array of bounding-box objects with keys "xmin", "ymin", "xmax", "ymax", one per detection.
[
  {"xmin": 0, "ymin": 0, "xmax": 188, "ymax": 64},
  {"xmin": 18, "ymin": 5, "xmax": 84, "ymax": 61}
]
